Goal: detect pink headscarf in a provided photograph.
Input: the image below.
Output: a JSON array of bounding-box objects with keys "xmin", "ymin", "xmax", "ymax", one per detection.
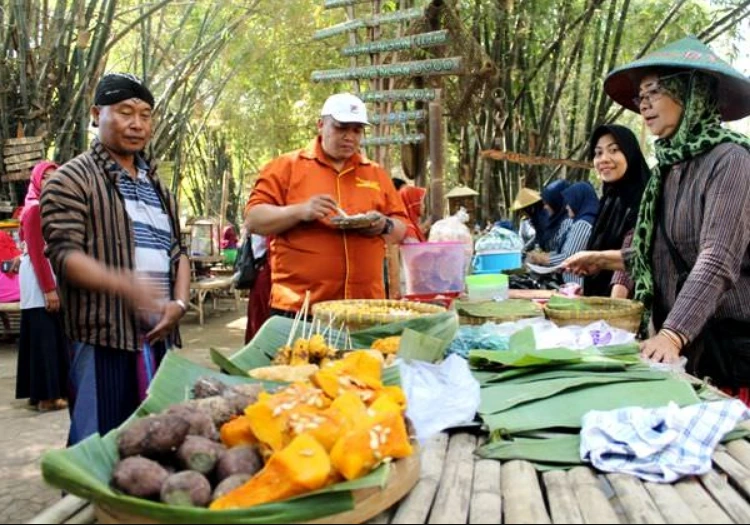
[{"xmin": 21, "ymin": 161, "xmax": 58, "ymax": 232}]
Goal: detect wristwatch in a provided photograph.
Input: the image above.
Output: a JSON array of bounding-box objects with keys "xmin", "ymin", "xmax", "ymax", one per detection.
[
  {"xmin": 381, "ymin": 217, "xmax": 394, "ymax": 236},
  {"xmin": 175, "ymin": 299, "xmax": 188, "ymax": 315}
]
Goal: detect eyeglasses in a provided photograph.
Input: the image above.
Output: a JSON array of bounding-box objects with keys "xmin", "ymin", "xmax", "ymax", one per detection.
[{"xmin": 633, "ymin": 85, "xmax": 667, "ymax": 107}]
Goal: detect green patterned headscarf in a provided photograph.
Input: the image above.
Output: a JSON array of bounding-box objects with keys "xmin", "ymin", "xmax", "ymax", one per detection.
[{"xmin": 630, "ymin": 71, "xmax": 750, "ymax": 332}]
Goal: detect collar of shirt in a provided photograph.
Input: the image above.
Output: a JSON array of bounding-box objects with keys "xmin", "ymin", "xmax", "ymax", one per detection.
[
  {"xmin": 90, "ymin": 138, "xmax": 152, "ymax": 184},
  {"xmin": 301, "ymin": 137, "xmax": 372, "ymax": 173}
]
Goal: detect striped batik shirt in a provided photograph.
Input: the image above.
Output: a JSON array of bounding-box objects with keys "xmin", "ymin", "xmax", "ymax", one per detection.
[
  {"xmin": 624, "ymin": 143, "xmax": 750, "ymax": 343},
  {"xmin": 549, "ymin": 220, "xmax": 594, "ymax": 285},
  {"xmin": 118, "ymin": 163, "xmax": 173, "ymax": 331},
  {"xmin": 40, "ymin": 139, "xmax": 185, "ymax": 352}
]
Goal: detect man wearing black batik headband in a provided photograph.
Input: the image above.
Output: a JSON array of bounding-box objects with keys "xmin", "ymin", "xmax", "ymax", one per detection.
[{"xmin": 40, "ymin": 73, "xmax": 191, "ymax": 445}]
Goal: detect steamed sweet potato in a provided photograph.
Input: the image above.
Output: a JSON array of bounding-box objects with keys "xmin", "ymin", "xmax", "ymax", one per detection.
[
  {"xmin": 112, "ymin": 456, "xmax": 169, "ymax": 499},
  {"xmin": 166, "ymin": 403, "xmax": 220, "ymax": 441},
  {"xmin": 212, "ymin": 473, "xmax": 253, "ymax": 502},
  {"xmin": 215, "ymin": 445, "xmax": 263, "ymax": 482},
  {"xmin": 118, "ymin": 414, "xmax": 190, "ymax": 458},
  {"xmin": 160, "ymin": 471, "xmax": 212, "ymax": 508},
  {"xmin": 176, "ymin": 436, "xmax": 225, "ymax": 475}
]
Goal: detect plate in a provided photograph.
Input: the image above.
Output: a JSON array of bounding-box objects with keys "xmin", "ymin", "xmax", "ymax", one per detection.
[
  {"xmin": 94, "ymin": 446, "xmax": 421, "ymax": 524},
  {"xmin": 330, "ymin": 212, "xmax": 380, "ymax": 230}
]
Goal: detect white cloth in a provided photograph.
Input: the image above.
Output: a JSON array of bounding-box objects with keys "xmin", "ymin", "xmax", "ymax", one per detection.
[
  {"xmin": 19, "ymin": 254, "xmax": 47, "ymax": 310},
  {"xmin": 580, "ymin": 400, "xmax": 750, "ymax": 483}
]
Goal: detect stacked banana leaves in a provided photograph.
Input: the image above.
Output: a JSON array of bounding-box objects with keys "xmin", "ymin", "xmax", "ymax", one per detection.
[
  {"xmin": 41, "ymin": 353, "xmax": 395, "ymax": 524},
  {"xmin": 472, "ymin": 327, "xmax": 702, "ymax": 470},
  {"xmin": 210, "ymin": 312, "xmax": 459, "ymax": 376}
]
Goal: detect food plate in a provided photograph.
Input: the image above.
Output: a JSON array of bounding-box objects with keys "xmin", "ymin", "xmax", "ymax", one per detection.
[
  {"xmin": 330, "ymin": 212, "xmax": 380, "ymax": 230},
  {"xmin": 94, "ymin": 445, "xmax": 421, "ymax": 524}
]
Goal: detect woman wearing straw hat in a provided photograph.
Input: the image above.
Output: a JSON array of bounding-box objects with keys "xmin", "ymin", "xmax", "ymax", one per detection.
[
  {"xmin": 511, "ymin": 182, "xmax": 572, "ymax": 253},
  {"xmin": 564, "ymin": 37, "xmax": 750, "ymax": 400}
]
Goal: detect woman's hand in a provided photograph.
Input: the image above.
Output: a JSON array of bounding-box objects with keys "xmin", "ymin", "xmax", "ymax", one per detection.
[
  {"xmin": 640, "ymin": 331, "xmax": 682, "ymax": 364},
  {"xmin": 563, "ymin": 251, "xmax": 602, "ymax": 275},
  {"xmin": 44, "ymin": 290, "xmax": 61, "ymax": 313}
]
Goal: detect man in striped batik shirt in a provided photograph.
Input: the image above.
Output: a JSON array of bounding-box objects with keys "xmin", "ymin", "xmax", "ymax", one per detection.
[{"xmin": 41, "ymin": 73, "xmax": 191, "ymax": 445}]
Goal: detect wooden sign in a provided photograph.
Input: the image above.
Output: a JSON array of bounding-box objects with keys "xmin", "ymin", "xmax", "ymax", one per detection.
[
  {"xmin": 359, "ymin": 89, "xmax": 437, "ymax": 103},
  {"xmin": 2, "ymin": 136, "xmax": 44, "ymax": 182},
  {"xmin": 312, "ymin": 57, "xmax": 462, "ymax": 82},
  {"xmin": 481, "ymin": 149, "xmax": 594, "ymax": 170},
  {"xmin": 314, "ymin": 7, "xmax": 424, "ymax": 40},
  {"xmin": 361, "ymin": 133, "xmax": 426, "ymax": 147},
  {"xmin": 324, "ymin": 0, "xmax": 371, "ymax": 8},
  {"xmin": 370, "ymin": 110, "xmax": 427, "ymax": 125},
  {"xmin": 342, "ymin": 30, "xmax": 449, "ymax": 56}
]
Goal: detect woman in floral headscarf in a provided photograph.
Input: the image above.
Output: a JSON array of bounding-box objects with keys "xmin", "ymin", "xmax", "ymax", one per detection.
[
  {"xmin": 15, "ymin": 161, "xmax": 69, "ymax": 411},
  {"xmin": 564, "ymin": 37, "xmax": 750, "ymax": 402}
]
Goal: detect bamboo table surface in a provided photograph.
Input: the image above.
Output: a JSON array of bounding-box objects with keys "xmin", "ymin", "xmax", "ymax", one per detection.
[{"xmin": 34, "ymin": 429, "xmax": 750, "ymax": 524}]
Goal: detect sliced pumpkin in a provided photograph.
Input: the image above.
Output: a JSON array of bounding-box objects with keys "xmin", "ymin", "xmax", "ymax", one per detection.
[
  {"xmin": 210, "ymin": 433, "xmax": 332, "ymax": 510},
  {"xmin": 220, "ymin": 416, "xmax": 257, "ymax": 448},
  {"xmin": 330, "ymin": 408, "xmax": 413, "ymax": 481}
]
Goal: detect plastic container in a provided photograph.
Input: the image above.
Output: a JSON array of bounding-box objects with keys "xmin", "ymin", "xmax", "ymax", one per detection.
[
  {"xmin": 400, "ymin": 242, "xmax": 467, "ymax": 295},
  {"xmin": 472, "ymin": 250, "xmax": 522, "ymax": 274},
  {"xmin": 465, "ymin": 274, "xmax": 509, "ymax": 302}
]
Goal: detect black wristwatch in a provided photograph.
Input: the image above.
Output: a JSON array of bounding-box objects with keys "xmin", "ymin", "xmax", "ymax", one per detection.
[{"xmin": 381, "ymin": 217, "xmax": 394, "ymax": 235}]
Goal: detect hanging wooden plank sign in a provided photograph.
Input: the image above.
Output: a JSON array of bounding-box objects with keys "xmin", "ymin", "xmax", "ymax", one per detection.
[
  {"xmin": 314, "ymin": 7, "xmax": 425, "ymax": 40},
  {"xmin": 324, "ymin": 0, "xmax": 371, "ymax": 8},
  {"xmin": 370, "ymin": 110, "xmax": 427, "ymax": 125},
  {"xmin": 481, "ymin": 149, "xmax": 594, "ymax": 170},
  {"xmin": 359, "ymin": 89, "xmax": 438, "ymax": 103},
  {"xmin": 361, "ymin": 134, "xmax": 426, "ymax": 147},
  {"xmin": 342, "ymin": 30, "xmax": 449, "ymax": 57},
  {"xmin": 312, "ymin": 57, "xmax": 462, "ymax": 82}
]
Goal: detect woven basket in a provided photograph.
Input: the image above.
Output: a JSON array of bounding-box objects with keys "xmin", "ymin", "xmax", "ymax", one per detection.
[
  {"xmin": 543, "ymin": 297, "xmax": 644, "ymax": 333},
  {"xmin": 457, "ymin": 299, "xmax": 544, "ymax": 326},
  {"xmin": 312, "ymin": 299, "xmax": 446, "ymax": 331}
]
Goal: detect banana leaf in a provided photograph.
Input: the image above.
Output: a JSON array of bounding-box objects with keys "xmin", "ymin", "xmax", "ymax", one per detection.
[
  {"xmin": 42, "ymin": 353, "xmax": 396, "ymax": 524},
  {"xmin": 480, "ymin": 367, "xmax": 659, "ymax": 387},
  {"xmin": 470, "ymin": 348, "xmax": 585, "ymax": 368},
  {"xmin": 482, "ymin": 378, "xmax": 700, "ymax": 434},
  {"xmin": 350, "ymin": 312, "xmax": 459, "ymax": 355},
  {"xmin": 473, "ymin": 362, "xmax": 635, "ymax": 385},
  {"xmin": 454, "ymin": 300, "xmax": 543, "ymax": 319},
  {"xmin": 212, "ymin": 313, "xmax": 458, "ymax": 374},
  {"xmin": 477, "ymin": 434, "xmax": 582, "ymax": 467},
  {"xmin": 398, "ymin": 329, "xmax": 446, "ymax": 363},
  {"xmin": 545, "ymin": 296, "xmax": 593, "ymax": 311}
]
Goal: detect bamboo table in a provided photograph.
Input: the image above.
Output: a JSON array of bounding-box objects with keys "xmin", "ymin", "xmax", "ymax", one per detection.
[{"xmin": 32, "ymin": 429, "xmax": 750, "ymax": 524}]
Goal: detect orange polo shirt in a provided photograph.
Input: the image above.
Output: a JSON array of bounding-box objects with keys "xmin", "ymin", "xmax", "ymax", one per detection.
[{"xmin": 247, "ymin": 138, "xmax": 408, "ymax": 312}]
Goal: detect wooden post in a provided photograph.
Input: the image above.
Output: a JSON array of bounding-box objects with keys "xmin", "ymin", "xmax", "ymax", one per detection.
[
  {"xmin": 429, "ymin": 90, "xmax": 445, "ymax": 221},
  {"xmin": 218, "ymin": 168, "xmax": 229, "ymax": 244}
]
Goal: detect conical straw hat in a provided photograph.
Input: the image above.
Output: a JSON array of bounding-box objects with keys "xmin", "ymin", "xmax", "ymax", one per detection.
[{"xmin": 511, "ymin": 188, "xmax": 542, "ymax": 212}]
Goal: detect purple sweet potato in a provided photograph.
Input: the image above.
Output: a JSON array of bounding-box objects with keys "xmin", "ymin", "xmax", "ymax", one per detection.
[
  {"xmin": 212, "ymin": 473, "xmax": 253, "ymax": 502},
  {"xmin": 117, "ymin": 414, "xmax": 191, "ymax": 458},
  {"xmin": 176, "ymin": 436, "xmax": 225, "ymax": 475},
  {"xmin": 160, "ymin": 471, "xmax": 212, "ymax": 508},
  {"xmin": 112, "ymin": 456, "xmax": 169, "ymax": 499},
  {"xmin": 215, "ymin": 445, "xmax": 263, "ymax": 482}
]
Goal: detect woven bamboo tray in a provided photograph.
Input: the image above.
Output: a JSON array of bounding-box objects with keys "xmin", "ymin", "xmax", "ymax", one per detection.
[
  {"xmin": 312, "ymin": 299, "xmax": 446, "ymax": 331},
  {"xmin": 544, "ymin": 297, "xmax": 644, "ymax": 333},
  {"xmin": 456, "ymin": 299, "xmax": 544, "ymax": 326}
]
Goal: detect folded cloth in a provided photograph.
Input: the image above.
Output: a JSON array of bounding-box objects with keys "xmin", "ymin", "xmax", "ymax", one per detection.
[{"xmin": 580, "ymin": 400, "xmax": 750, "ymax": 483}]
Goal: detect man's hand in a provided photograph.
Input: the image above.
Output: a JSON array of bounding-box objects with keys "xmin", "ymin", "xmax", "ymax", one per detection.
[
  {"xmin": 359, "ymin": 211, "xmax": 387, "ymax": 237},
  {"xmin": 44, "ymin": 290, "xmax": 61, "ymax": 313},
  {"xmin": 117, "ymin": 274, "xmax": 165, "ymax": 320},
  {"xmin": 562, "ymin": 251, "xmax": 600, "ymax": 275},
  {"xmin": 147, "ymin": 302, "xmax": 184, "ymax": 344},
  {"xmin": 527, "ymin": 251, "xmax": 550, "ymax": 265},
  {"xmin": 299, "ymin": 195, "xmax": 338, "ymax": 222},
  {"xmin": 640, "ymin": 332, "xmax": 682, "ymax": 364},
  {"xmin": 8, "ymin": 256, "xmax": 20, "ymax": 275}
]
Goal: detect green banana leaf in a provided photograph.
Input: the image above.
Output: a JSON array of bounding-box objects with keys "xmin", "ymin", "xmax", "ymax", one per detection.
[
  {"xmin": 545, "ymin": 296, "xmax": 594, "ymax": 311},
  {"xmin": 350, "ymin": 312, "xmax": 459, "ymax": 355},
  {"xmin": 470, "ymin": 347, "xmax": 586, "ymax": 368},
  {"xmin": 454, "ymin": 299, "xmax": 543, "ymax": 319},
  {"xmin": 477, "ymin": 434, "xmax": 582, "ymax": 467},
  {"xmin": 42, "ymin": 353, "xmax": 395, "ymax": 524},
  {"xmin": 479, "ymin": 371, "xmax": 671, "ymax": 415},
  {"xmin": 212, "ymin": 313, "xmax": 458, "ymax": 374},
  {"xmin": 473, "ymin": 362, "xmax": 636, "ymax": 385},
  {"xmin": 398, "ymin": 329, "xmax": 446, "ymax": 363},
  {"xmin": 482, "ymin": 377, "xmax": 700, "ymax": 434}
]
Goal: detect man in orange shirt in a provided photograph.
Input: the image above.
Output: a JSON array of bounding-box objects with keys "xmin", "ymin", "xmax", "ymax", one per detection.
[{"xmin": 246, "ymin": 93, "xmax": 408, "ymax": 313}]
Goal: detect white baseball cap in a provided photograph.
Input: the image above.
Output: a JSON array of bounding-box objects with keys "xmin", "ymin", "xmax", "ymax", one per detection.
[{"xmin": 320, "ymin": 93, "xmax": 370, "ymax": 125}]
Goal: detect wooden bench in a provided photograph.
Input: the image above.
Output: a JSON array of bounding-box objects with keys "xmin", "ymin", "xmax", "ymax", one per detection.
[
  {"xmin": 188, "ymin": 277, "xmax": 240, "ymax": 326},
  {"xmin": 31, "ymin": 429, "xmax": 750, "ymax": 524}
]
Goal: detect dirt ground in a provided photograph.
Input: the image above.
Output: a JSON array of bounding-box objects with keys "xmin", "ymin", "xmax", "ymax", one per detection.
[{"xmin": 0, "ymin": 302, "xmax": 248, "ymax": 523}]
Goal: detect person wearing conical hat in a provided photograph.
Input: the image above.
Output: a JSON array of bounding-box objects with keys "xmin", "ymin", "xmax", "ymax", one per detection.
[
  {"xmin": 511, "ymin": 182, "xmax": 572, "ymax": 254},
  {"xmin": 564, "ymin": 36, "xmax": 750, "ymax": 402}
]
